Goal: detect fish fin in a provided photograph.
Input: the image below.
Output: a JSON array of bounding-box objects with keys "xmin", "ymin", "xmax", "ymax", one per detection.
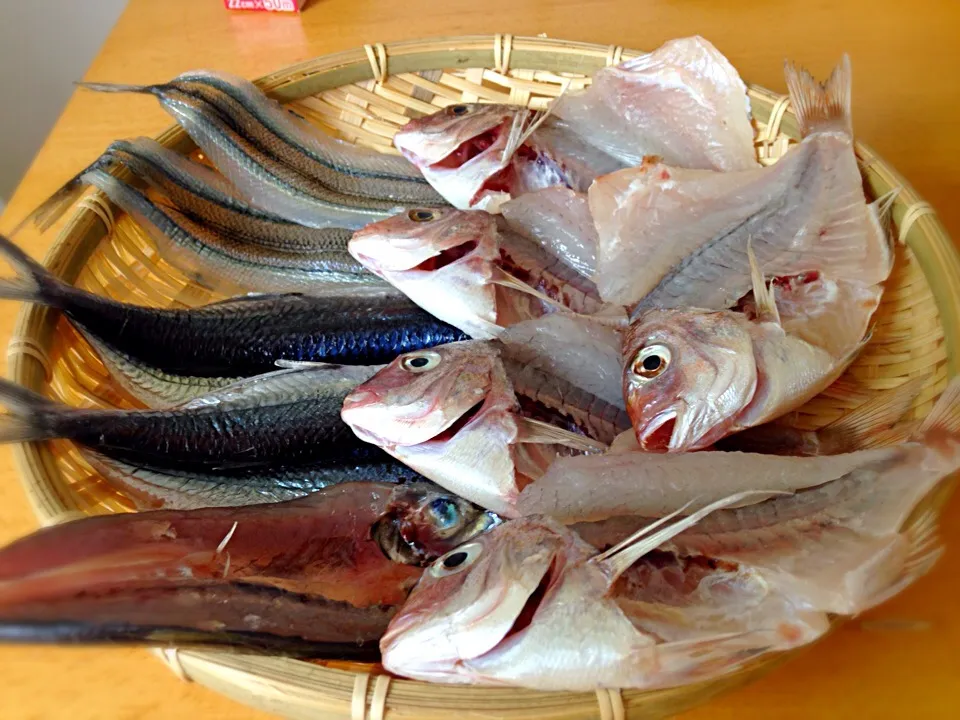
[
  {"xmin": 593, "ymin": 491, "xmax": 791, "ymax": 582},
  {"xmin": 0, "ymin": 379, "xmax": 64, "ymax": 443},
  {"xmin": 871, "ymin": 187, "xmax": 901, "ymax": 222},
  {"xmin": 500, "ymin": 86, "xmax": 567, "ymax": 166},
  {"xmin": 490, "ymin": 266, "xmax": 578, "ymax": 313},
  {"xmin": 274, "ymin": 360, "xmax": 345, "ymax": 370},
  {"xmin": 513, "ymin": 415, "xmax": 607, "ymax": 452},
  {"xmin": 75, "ymin": 81, "xmax": 161, "ymax": 96},
  {"xmin": 0, "ymin": 234, "xmax": 68, "ymax": 308},
  {"xmin": 859, "ymin": 509, "xmax": 943, "ymax": 612},
  {"xmin": 747, "ymin": 238, "xmax": 780, "ymax": 325},
  {"xmin": 818, "ymin": 376, "xmax": 927, "ymax": 452},
  {"xmin": 13, "ymin": 152, "xmax": 120, "ymax": 236},
  {"xmin": 915, "ymin": 377, "xmax": 960, "ymax": 441},
  {"xmin": 499, "ymin": 111, "xmax": 531, "ymax": 166},
  {"xmin": 866, "ymin": 188, "xmax": 898, "ymax": 277},
  {"xmin": 784, "ymin": 54, "xmax": 852, "ymax": 137}
]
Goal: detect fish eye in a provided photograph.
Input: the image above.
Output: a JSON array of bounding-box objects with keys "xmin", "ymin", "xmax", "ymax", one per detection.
[
  {"xmin": 427, "ymin": 497, "xmax": 462, "ymax": 534},
  {"xmin": 401, "ymin": 351, "xmax": 441, "ymax": 373},
  {"xmin": 450, "ymin": 104, "xmax": 470, "ymax": 116},
  {"xmin": 629, "ymin": 344, "xmax": 672, "ymax": 383},
  {"xmin": 408, "ymin": 209, "xmax": 436, "ymax": 222},
  {"xmin": 430, "ymin": 542, "xmax": 483, "ymax": 577}
]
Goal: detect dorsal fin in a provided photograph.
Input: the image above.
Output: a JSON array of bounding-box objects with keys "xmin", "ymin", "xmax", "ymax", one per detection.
[
  {"xmin": 592, "ymin": 491, "xmax": 789, "ymax": 581},
  {"xmin": 747, "ymin": 238, "xmax": 780, "ymax": 325}
]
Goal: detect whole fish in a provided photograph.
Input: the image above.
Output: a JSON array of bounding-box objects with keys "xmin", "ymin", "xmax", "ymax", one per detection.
[
  {"xmin": 621, "ymin": 250, "xmax": 881, "ymax": 451},
  {"xmin": 574, "ymin": 380, "xmax": 960, "ymax": 615},
  {"xmin": 381, "ymin": 498, "xmax": 834, "ymax": 690},
  {"xmin": 341, "ymin": 328, "xmax": 630, "ymax": 515},
  {"xmin": 146, "ymin": 69, "xmax": 443, "ymax": 203},
  {"xmin": 25, "ymin": 136, "xmax": 364, "ymax": 262},
  {"xmin": 552, "ymin": 36, "xmax": 757, "ymax": 172},
  {"xmin": 0, "ymin": 233, "xmax": 468, "ymax": 405},
  {"xmin": 519, "ymin": 375, "xmax": 938, "ymax": 522},
  {"xmin": 0, "ymin": 366, "xmax": 400, "ymax": 476},
  {"xmin": 0, "ymin": 481, "xmax": 497, "ymax": 655},
  {"xmin": 384, "ymin": 389, "xmax": 955, "ymax": 690},
  {"xmin": 80, "ymin": 80, "xmax": 431, "ymax": 229},
  {"xmin": 80, "ymin": 168, "xmax": 377, "ymax": 294},
  {"xmin": 349, "ymin": 207, "xmax": 607, "ymax": 339},
  {"xmin": 77, "ymin": 368, "xmax": 428, "ymax": 510},
  {"xmin": 392, "ymin": 36, "xmax": 755, "ymax": 212},
  {"xmin": 590, "ymin": 56, "xmax": 890, "ymax": 313},
  {"xmin": 393, "ymin": 103, "xmax": 624, "ymax": 212}
]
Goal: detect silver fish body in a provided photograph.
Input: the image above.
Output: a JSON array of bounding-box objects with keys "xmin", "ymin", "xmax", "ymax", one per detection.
[{"xmin": 82, "ymin": 168, "xmax": 381, "ymax": 293}]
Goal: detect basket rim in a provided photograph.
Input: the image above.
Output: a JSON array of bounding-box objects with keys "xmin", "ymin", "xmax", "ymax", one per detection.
[{"xmin": 6, "ymin": 33, "xmax": 960, "ymax": 719}]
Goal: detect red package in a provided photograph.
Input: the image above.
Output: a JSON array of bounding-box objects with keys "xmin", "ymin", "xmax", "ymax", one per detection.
[{"xmin": 224, "ymin": 0, "xmax": 303, "ymax": 12}]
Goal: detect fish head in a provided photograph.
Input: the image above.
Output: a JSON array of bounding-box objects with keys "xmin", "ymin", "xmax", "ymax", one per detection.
[
  {"xmin": 622, "ymin": 309, "xmax": 757, "ymax": 452},
  {"xmin": 349, "ymin": 209, "xmax": 503, "ymax": 338},
  {"xmin": 343, "ymin": 341, "xmax": 525, "ymax": 514},
  {"xmin": 350, "ymin": 207, "xmax": 499, "ymax": 274},
  {"xmin": 375, "ymin": 482, "xmax": 501, "ymax": 566},
  {"xmin": 394, "ymin": 104, "xmax": 532, "ymax": 210},
  {"xmin": 342, "ymin": 340, "xmax": 510, "ymax": 447},
  {"xmin": 380, "ymin": 516, "xmax": 571, "ymax": 682}
]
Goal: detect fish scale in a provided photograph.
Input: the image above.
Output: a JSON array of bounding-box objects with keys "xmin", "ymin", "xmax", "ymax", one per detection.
[{"xmin": 0, "ymin": 233, "xmax": 469, "ymax": 385}]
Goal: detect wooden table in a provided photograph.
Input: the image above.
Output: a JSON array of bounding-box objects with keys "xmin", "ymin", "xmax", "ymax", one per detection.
[{"xmin": 1, "ymin": 1, "xmax": 958, "ymax": 717}]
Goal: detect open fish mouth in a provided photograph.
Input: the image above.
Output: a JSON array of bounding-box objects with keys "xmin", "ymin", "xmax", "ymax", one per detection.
[
  {"xmin": 410, "ymin": 240, "xmax": 480, "ymax": 272},
  {"xmin": 382, "ymin": 542, "xmax": 561, "ymax": 676},
  {"xmin": 343, "ymin": 396, "xmax": 486, "ymax": 448},
  {"xmin": 496, "ymin": 555, "xmax": 560, "ymax": 645},
  {"xmin": 431, "ymin": 124, "xmax": 508, "ymax": 170},
  {"xmin": 639, "ymin": 411, "xmax": 678, "ymax": 452}
]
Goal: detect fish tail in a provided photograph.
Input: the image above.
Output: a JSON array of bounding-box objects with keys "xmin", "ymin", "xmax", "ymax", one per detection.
[
  {"xmin": 75, "ymin": 81, "xmax": 166, "ymax": 96},
  {"xmin": 819, "ymin": 376, "xmax": 926, "ymax": 452},
  {"xmin": 0, "ymin": 234, "xmax": 71, "ymax": 309},
  {"xmin": 0, "ymin": 379, "xmax": 65, "ymax": 444},
  {"xmin": 859, "ymin": 508, "xmax": 944, "ymax": 612},
  {"xmin": 11, "ymin": 154, "xmax": 119, "ymax": 236},
  {"xmin": 784, "ymin": 54, "xmax": 852, "ymax": 137},
  {"xmin": 915, "ymin": 377, "xmax": 960, "ymax": 443}
]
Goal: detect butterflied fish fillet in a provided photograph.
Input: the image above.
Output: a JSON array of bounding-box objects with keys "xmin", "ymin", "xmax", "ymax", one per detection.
[
  {"xmin": 590, "ymin": 55, "xmax": 889, "ymax": 313},
  {"xmin": 553, "ymin": 36, "xmax": 757, "ymax": 172}
]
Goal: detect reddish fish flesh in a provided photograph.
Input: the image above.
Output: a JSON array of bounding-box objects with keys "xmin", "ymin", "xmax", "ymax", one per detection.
[{"xmin": 0, "ymin": 482, "xmax": 497, "ymax": 655}]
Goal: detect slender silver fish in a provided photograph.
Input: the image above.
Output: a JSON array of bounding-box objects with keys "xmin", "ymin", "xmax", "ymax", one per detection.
[
  {"xmin": 82, "ymin": 168, "xmax": 381, "ymax": 294},
  {"xmin": 26, "ymin": 137, "xmax": 362, "ymax": 260},
  {"xmin": 80, "ymin": 80, "xmax": 439, "ymax": 228}
]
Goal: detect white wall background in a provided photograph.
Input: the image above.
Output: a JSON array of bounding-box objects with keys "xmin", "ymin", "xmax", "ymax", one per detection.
[{"xmin": 0, "ymin": 1, "xmax": 128, "ymax": 205}]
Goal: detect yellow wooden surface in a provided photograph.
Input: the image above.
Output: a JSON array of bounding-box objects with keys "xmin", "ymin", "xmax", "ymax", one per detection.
[{"xmin": 0, "ymin": 0, "xmax": 958, "ymax": 717}]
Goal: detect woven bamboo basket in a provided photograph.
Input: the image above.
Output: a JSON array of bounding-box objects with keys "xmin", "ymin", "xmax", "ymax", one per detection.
[{"xmin": 6, "ymin": 34, "xmax": 959, "ymax": 720}]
